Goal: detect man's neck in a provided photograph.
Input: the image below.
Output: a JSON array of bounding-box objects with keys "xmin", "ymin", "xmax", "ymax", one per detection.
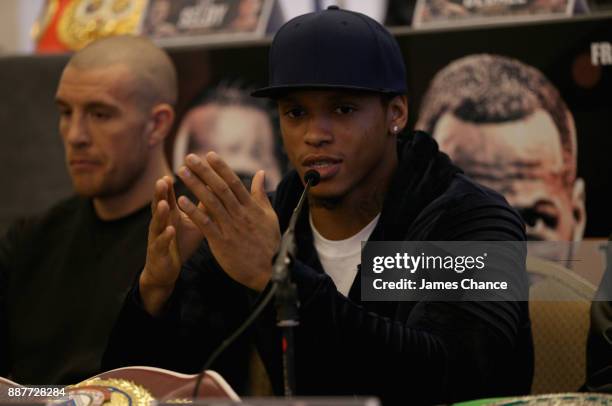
[
  {"xmin": 93, "ymin": 160, "xmax": 173, "ymax": 221},
  {"xmin": 309, "ymin": 196, "xmax": 383, "ymax": 241}
]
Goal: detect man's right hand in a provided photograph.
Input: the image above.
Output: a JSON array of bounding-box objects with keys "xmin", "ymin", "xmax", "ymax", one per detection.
[{"xmin": 140, "ymin": 176, "xmax": 203, "ymax": 316}]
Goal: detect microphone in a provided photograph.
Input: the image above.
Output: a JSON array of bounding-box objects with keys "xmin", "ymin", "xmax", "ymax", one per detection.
[
  {"xmin": 270, "ymin": 169, "xmax": 319, "ymax": 397},
  {"xmin": 304, "ymin": 169, "xmax": 320, "ymax": 187},
  {"xmin": 272, "ymin": 170, "xmax": 319, "ymax": 283}
]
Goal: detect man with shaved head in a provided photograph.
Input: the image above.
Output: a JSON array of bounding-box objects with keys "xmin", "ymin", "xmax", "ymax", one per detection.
[
  {"xmin": 0, "ymin": 35, "xmax": 178, "ymax": 384},
  {"xmin": 417, "ymin": 54, "xmax": 586, "ymax": 252}
]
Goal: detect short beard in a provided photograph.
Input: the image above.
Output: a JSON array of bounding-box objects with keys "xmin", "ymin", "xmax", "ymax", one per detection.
[
  {"xmin": 308, "ymin": 194, "xmax": 345, "ymax": 210},
  {"xmin": 307, "ymin": 192, "xmax": 384, "ymax": 215}
]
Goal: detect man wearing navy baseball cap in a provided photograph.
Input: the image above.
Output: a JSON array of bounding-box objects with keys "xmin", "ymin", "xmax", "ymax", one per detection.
[{"xmin": 106, "ymin": 7, "xmax": 533, "ymax": 404}]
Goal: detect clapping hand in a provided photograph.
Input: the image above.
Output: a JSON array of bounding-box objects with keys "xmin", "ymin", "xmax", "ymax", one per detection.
[
  {"xmin": 176, "ymin": 152, "xmax": 281, "ymax": 292},
  {"xmin": 140, "ymin": 176, "xmax": 204, "ymax": 316}
]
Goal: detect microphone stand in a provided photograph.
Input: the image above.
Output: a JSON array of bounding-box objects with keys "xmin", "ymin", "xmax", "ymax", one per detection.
[{"xmin": 271, "ymin": 171, "xmax": 319, "ymax": 397}]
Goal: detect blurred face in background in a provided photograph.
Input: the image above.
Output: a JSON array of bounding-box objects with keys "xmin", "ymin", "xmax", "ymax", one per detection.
[
  {"xmin": 176, "ymin": 102, "xmax": 282, "ymax": 190},
  {"xmin": 55, "ymin": 64, "xmax": 152, "ymax": 198},
  {"xmin": 433, "ymin": 109, "xmax": 586, "ymax": 243}
]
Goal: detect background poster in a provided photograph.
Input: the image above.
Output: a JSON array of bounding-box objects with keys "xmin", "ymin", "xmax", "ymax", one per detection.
[
  {"xmin": 400, "ymin": 15, "xmax": 611, "ymax": 238},
  {"xmin": 412, "ymin": 0, "xmax": 575, "ymax": 28},
  {"xmin": 142, "ymin": 0, "xmax": 274, "ymax": 45}
]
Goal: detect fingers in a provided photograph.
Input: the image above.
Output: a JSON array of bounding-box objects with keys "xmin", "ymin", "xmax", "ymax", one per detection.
[
  {"xmin": 141, "ymin": 224, "xmax": 177, "ymax": 316},
  {"xmin": 149, "ymin": 176, "xmax": 176, "ymax": 241},
  {"xmin": 178, "ymin": 154, "xmax": 237, "ymax": 224},
  {"xmin": 250, "ymin": 170, "xmax": 272, "ymax": 208},
  {"xmin": 152, "ymin": 225, "xmax": 175, "ymax": 257},
  {"xmin": 163, "ymin": 175, "xmax": 178, "ymax": 211},
  {"xmin": 149, "ymin": 199, "xmax": 170, "ymax": 245},
  {"xmin": 186, "ymin": 153, "xmax": 243, "ymax": 212},
  {"xmin": 206, "ymin": 152, "xmax": 252, "ymax": 204},
  {"xmin": 177, "ymin": 195, "xmax": 221, "ymax": 238},
  {"xmin": 151, "ymin": 178, "xmax": 168, "ymax": 214}
]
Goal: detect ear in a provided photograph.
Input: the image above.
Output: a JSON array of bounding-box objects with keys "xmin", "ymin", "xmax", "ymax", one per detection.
[
  {"xmin": 387, "ymin": 95, "xmax": 408, "ymax": 136},
  {"xmin": 570, "ymin": 177, "xmax": 587, "ymax": 241},
  {"xmin": 146, "ymin": 103, "xmax": 175, "ymax": 148}
]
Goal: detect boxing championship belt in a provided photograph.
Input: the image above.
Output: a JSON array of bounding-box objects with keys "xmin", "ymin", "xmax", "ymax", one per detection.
[{"xmin": 0, "ymin": 366, "xmax": 239, "ymax": 405}]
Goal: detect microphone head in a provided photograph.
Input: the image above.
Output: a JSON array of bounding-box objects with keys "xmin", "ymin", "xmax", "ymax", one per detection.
[{"xmin": 303, "ymin": 170, "xmax": 321, "ymax": 187}]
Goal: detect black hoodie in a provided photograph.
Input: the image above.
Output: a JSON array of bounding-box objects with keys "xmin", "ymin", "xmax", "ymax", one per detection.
[{"xmin": 104, "ymin": 132, "xmax": 533, "ymax": 405}]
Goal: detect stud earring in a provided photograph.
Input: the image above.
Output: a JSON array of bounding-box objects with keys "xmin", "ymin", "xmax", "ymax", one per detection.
[{"xmin": 392, "ymin": 125, "xmax": 399, "ymax": 134}]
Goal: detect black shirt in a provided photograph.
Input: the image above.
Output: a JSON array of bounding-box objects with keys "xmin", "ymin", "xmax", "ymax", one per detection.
[{"xmin": 0, "ymin": 180, "xmax": 190, "ymax": 385}]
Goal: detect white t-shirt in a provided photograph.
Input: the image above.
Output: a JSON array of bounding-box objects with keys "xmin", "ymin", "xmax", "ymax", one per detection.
[{"xmin": 309, "ymin": 213, "xmax": 381, "ymax": 296}]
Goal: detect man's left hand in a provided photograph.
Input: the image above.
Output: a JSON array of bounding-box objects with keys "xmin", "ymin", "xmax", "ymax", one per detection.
[{"xmin": 177, "ymin": 152, "xmax": 281, "ymax": 291}]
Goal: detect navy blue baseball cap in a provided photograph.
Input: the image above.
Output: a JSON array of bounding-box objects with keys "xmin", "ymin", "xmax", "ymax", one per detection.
[{"xmin": 251, "ymin": 6, "xmax": 407, "ymax": 98}]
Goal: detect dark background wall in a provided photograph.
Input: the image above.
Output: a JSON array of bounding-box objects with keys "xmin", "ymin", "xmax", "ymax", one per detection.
[{"xmin": 0, "ymin": 54, "xmax": 70, "ymax": 233}]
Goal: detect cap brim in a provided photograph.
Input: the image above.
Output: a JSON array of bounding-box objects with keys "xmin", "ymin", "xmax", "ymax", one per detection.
[{"xmin": 251, "ymin": 84, "xmax": 403, "ymax": 98}]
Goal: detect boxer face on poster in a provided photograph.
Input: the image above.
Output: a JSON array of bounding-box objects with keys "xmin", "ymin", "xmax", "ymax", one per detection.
[
  {"xmin": 417, "ymin": 54, "xmax": 586, "ymax": 244},
  {"xmin": 432, "ymin": 109, "xmax": 585, "ymax": 242}
]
